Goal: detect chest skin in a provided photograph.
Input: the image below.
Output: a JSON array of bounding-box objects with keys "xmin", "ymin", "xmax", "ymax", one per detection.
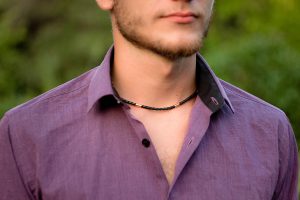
[{"xmin": 128, "ymin": 100, "xmax": 195, "ymax": 185}]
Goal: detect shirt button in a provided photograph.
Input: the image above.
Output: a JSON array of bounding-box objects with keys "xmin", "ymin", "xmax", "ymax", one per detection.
[{"xmin": 142, "ymin": 139, "xmax": 151, "ymax": 148}]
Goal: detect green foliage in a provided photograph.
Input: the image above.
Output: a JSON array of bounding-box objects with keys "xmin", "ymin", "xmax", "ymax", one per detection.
[
  {"xmin": 204, "ymin": 35, "xmax": 300, "ymax": 137},
  {"xmin": 0, "ymin": 0, "xmax": 299, "ymax": 146},
  {"xmin": 0, "ymin": 0, "xmax": 112, "ymax": 111},
  {"xmin": 203, "ymin": 0, "xmax": 300, "ymax": 143}
]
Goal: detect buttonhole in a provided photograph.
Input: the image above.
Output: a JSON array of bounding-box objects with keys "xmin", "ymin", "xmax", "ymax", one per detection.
[{"xmin": 210, "ymin": 97, "xmax": 219, "ymax": 106}]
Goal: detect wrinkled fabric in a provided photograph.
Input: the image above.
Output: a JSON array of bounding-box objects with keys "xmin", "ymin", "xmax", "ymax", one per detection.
[{"xmin": 0, "ymin": 47, "xmax": 298, "ymax": 200}]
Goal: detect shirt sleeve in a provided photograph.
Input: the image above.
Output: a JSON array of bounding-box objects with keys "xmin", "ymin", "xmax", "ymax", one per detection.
[
  {"xmin": 272, "ymin": 116, "xmax": 299, "ymax": 200},
  {"xmin": 0, "ymin": 114, "xmax": 32, "ymax": 200}
]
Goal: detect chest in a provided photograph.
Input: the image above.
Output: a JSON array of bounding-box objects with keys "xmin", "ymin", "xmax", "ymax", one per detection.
[
  {"xmin": 129, "ymin": 105, "xmax": 193, "ymax": 184},
  {"xmin": 148, "ymin": 124, "xmax": 188, "ymax": 185},
  {"xmin": 32, "ymin": 103, "xmax": 277, "ymax": 199}
]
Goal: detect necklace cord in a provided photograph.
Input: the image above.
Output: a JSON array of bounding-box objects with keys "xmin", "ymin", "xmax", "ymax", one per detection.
[{"xmin": 113, "ymin": 87, "xmax": 198, "ymax": 111}]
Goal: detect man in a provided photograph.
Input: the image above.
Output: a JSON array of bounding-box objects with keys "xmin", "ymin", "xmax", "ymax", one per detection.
[{"xmin": 0, "ymin": 0, "xmax": 298, "ymax": 199}]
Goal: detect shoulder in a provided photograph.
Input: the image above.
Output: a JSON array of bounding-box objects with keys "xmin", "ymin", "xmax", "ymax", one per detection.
[
  {"xmin": 9, "ymin": 68, "xmax": 96, "ymax": 115},
  {"xmin": 220, "ymin": 80, "xmax": 298, "ymax": 199},
  {"xmin": 221, "ymin": 79, "xmax": 287, "ymax": 118},
  {"xmin": 4, "ymin": 67, "xmax": 97, "ymax": 130},
  {"xmin": 219, "ymin": 79, "xmax": 291, "ymax": 134},
  {"xmin": 219, "ymin": 80, "xmax": 297, "ymax": 165}
]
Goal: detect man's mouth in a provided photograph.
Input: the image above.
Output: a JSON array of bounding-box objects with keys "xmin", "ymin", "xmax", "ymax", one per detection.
[{"xmin": 162, "ymin": 12, "xmax": 198, "ymax": 24}]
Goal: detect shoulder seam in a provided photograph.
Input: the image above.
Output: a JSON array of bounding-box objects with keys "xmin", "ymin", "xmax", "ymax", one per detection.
[
  {"xmin": 2, "ymin": 114, "xmax": 35, "ymax": 200},
  {"xmin": 9, "ymin": 83, "xmax": 89, "ymax": 116},
  {"xmin": 38, "ymin": 83, "xmax": 88, "ymax": 103},
  {"xmin": 222, "ymin": 82, "xmax": 283, "ymax": 114}
]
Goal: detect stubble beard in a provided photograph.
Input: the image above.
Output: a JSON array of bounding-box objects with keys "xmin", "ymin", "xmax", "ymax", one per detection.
[{"xmin": 113, "ymin": 1, "xmax": 212, "ymax": 60}]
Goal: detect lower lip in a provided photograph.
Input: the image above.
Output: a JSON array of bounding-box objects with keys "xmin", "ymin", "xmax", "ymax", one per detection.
[{"xmin": 165, "ymin": 16, "xmax": 196, "ymax": 24}]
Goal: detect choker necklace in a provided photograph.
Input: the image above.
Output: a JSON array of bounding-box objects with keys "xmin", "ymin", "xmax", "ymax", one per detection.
[{"xmin": 114, "ymin": 88, "xmax": 198, "ymax": 111}]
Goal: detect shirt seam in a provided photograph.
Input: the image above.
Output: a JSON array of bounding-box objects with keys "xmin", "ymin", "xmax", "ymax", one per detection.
[
  {"xmin": 223, "ymin": 85, "xmax": 283, "ymax": 114},
  {"xmin": 9, "ymin": 83, "xmax": 89, "ymax": 116},
  {"xmin": 5, "ymin": 113, "xmax": 34, "ymax": 200}
]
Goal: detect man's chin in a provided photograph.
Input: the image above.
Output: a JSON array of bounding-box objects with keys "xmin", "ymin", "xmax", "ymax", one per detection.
[
  {"xmin": 156, "ymin": 48, "xmax": 198, "ymax": 60},
  {"xmin": 149, "ymin": 42, "xmax": 201, "ymax": 60},
  {"xmin": 117, "ymin": 25, "xmax": 201, "ymax": 60}
]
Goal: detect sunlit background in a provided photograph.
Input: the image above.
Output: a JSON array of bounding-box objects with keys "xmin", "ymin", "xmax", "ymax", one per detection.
[{"xmin": 0, "ymin": 0, "xmax": 299, "ymax": 196}]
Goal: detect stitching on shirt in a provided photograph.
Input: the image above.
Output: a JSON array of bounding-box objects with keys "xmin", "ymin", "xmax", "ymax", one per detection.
[
  {"xmin": 4, "ymin": 114, "xmax": 35, "ymax": 200},
  {"xmin": 9, "ymin": 83, "xmax": 89, "ymax": 116},
  {"xmin": 8, "ymin": 68, "xmax": 97, "ymax": 116},
  {"xmin": 221, "ymin": 80, "xmax": 283, "ymax": 114},
  {"xmin": 38, "ymin": 84, "xmax": 88, "ymax": 103}
]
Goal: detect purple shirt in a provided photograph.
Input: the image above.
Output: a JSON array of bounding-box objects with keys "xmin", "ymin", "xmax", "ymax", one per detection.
[{"xmin": 0, "ymin": 47, "xmax": 298, "ymax": 200}]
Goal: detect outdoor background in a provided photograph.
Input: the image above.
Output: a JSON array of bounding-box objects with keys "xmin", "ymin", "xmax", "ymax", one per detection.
[{"xmin": 0, "ymin": 0, "xmax": 299, "ymax": 195}]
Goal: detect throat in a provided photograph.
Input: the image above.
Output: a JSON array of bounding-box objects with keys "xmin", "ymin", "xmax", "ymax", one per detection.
[{"xmin": 112, "ymin": 53, "xmax": 197, "ymax": 109}]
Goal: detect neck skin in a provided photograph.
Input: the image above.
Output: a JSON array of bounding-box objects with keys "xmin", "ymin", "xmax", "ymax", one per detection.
[{"xmin": 112, "ymin": 28, "xmax": 197, "ymax": 108}]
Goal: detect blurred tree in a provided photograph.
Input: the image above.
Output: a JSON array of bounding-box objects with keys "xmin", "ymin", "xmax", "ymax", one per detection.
[{"xmin": 204, "ymin": 35, "xmax": 300, "ymax": 139}]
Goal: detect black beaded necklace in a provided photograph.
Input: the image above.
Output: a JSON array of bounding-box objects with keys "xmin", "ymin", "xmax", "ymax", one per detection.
[{"xmin": 114, "ymin": 88, "xmax": 198, "ymax": 111}]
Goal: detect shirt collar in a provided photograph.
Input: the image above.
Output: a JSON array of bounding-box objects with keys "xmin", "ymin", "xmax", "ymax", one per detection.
[
  {"xmin": 196, "ymin": 54, "xmax": 235, "ymax": 113},
  {"xmin": 87, "ymin": 46, "xmax": 234, "ymax": 113},
  {"xmin": 87, "ymin": 46, "xmax": 115, "ymax": 112}
]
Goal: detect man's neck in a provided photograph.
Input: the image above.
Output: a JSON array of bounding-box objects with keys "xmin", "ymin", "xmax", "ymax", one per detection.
[{"xmin": 112, "ymin": 41, "xmax": 197, "ymax": 108}]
